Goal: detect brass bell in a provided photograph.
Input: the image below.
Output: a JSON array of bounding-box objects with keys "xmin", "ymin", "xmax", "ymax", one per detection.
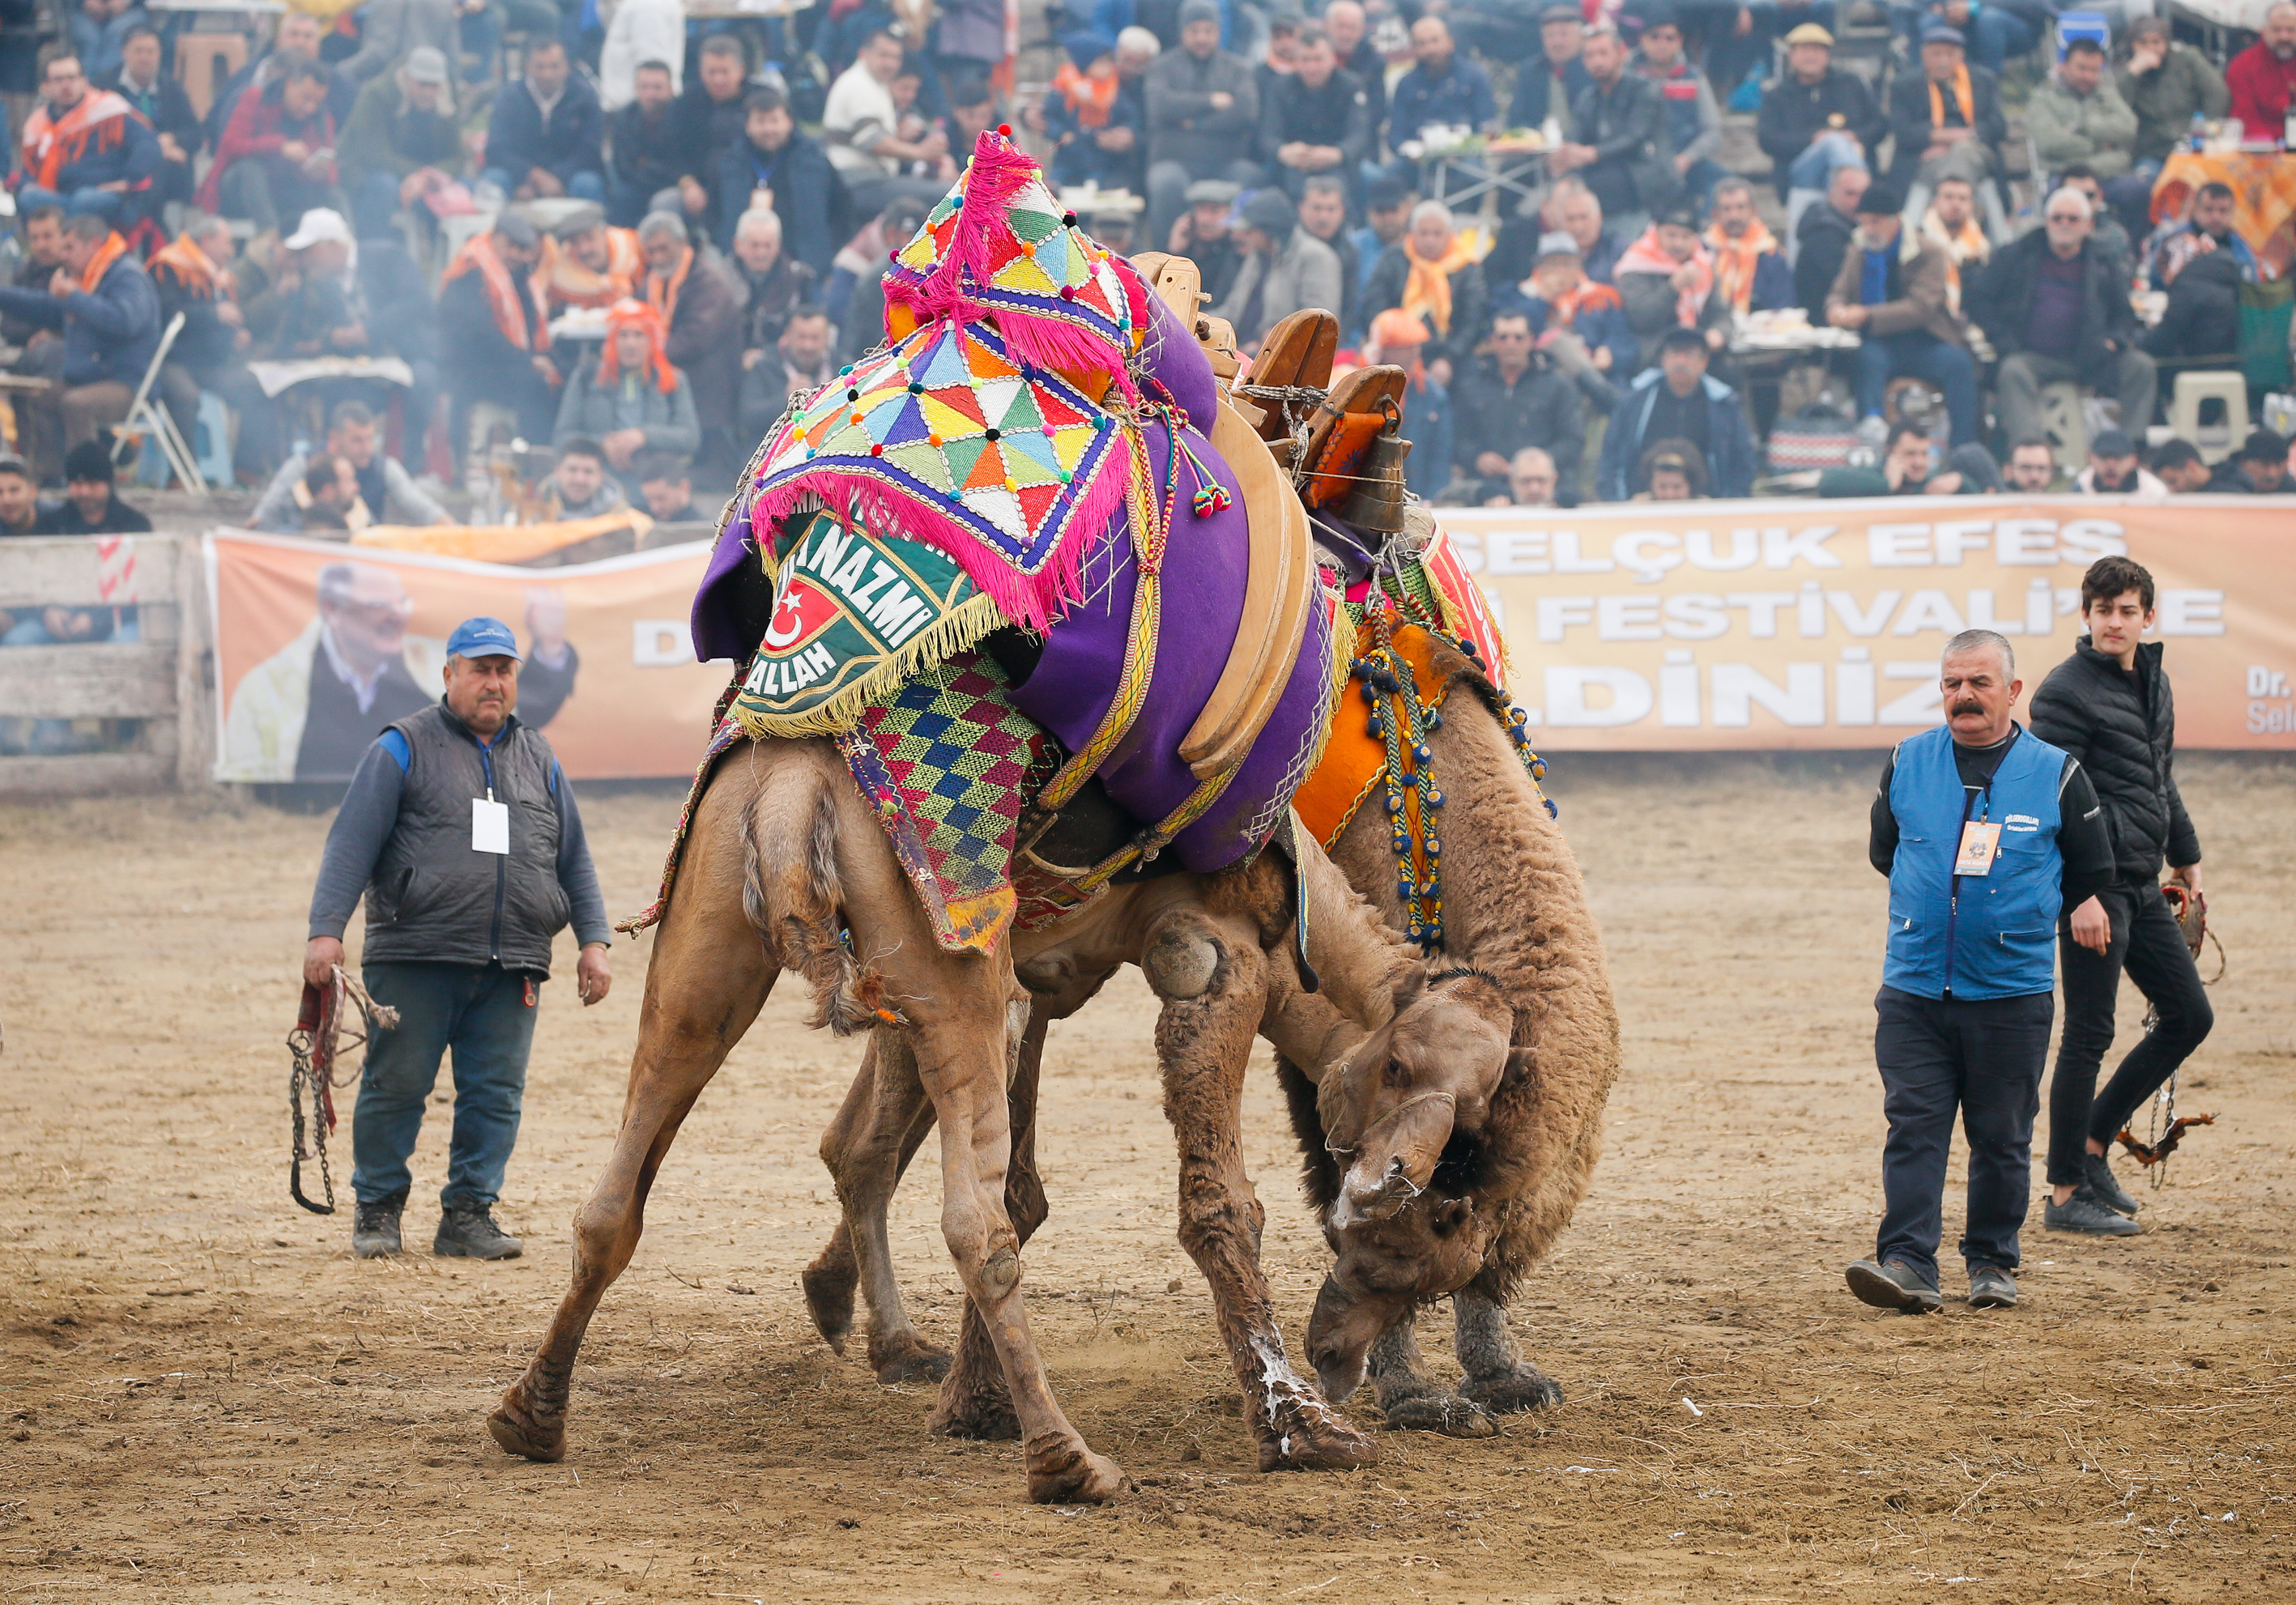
[{"xmin": 1332, "ymin": 403, "xmax": 1412, "ymax": 533}]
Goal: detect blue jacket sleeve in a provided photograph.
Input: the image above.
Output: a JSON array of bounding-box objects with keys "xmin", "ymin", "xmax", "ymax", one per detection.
[
  {"xmin": 0, "ymin": 285, "xmax": 64, "ymax": 330},
  {"xmin": 552, "ymin": 90, "xmax": 604, "ymax": 181},
  {"xmin": 307, "ymin": 737, "xmax": 407, "ymax": 939},
  {"xmin": 64, "ymin": 264, "xmax": 158, "ymax": 343},
  {"xmin": 551, "ymin": 763, "xmax": 613, "ymax": 947}
]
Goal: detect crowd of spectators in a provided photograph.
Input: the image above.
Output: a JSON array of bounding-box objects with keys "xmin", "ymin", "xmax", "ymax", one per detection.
[{"xmin": 0, "ymin": 0, "xmax": 2288, "ymax": 541}]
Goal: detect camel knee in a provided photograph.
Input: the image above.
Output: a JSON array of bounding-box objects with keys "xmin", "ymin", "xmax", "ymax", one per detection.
[{"xmin": 1144, "ymin": 917, "xmax": 1226, "ymax": 1001}]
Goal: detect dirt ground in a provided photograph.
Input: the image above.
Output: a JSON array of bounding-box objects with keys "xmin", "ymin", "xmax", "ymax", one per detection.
[{"xmin": 2, "ymin": 751, "xmax": 2292, "ymax": 1604}]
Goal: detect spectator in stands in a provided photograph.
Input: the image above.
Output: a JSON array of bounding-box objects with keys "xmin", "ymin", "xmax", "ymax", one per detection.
[
  {"xmin": 202, "ymin": 57, "xmax": 341, "ymax": 234},
  {"xmin": 1510, "ymin": 4, "xmax": 1590, "ymax": 134},
  {"xmin": 1364, "ymin": 201, "xmax": 1487, "ymax": 381},
  {"xmin": 831, "ymin": 193, "xmax": 926, "ymax": 358},
  {"xmin": 2119, "ymin": 16, "xmax": 2230, "ymax": 168},
  {"xmin": 1919, "ymin": 173, "xmax": 1989, "ymax": 320},
  {"xmin": 637, "ymin": 211, "xmax": 739, "ymax": 468},
  {"xmin": 1451, "ymin": 308, "xmax": 1585, "ymax": 505},
  {"xmin": 931, "ymin": 68, "xmax": 1005, "ymax": 175},
  {"xmin": 536, "ymin": 206, "xmax": 641, "ymax": 321},
  {"xmin": 1296, "ymin": 177, "xmax": 1358, "ymax": 336},
  {"xmin": 2149, "ymin": 438, "xmax": 2212, "ymax": 493},
  {"xmin": 714, "ymin": 87, "xmax": 845, "ymax": 277},
  {"xmin": 2205, "ymin": 428, "xmax": 2291, "ymax": 492},
  {"xmin": 15, "ymin": 50, "xmax": 160, "ymax": 221},
  {"xmin": 1145, "ymin": 0, "xmax": 1262, "ymax": 250},
  {"xmin": 1491, "ymin": 445, "xmax": 1559, "ymax": 507},
  {"xmin": 1365, "ymin": 309, "xmax": 1452, "ymax": 500},
  {"xmin": 1706, "ymin": 177, "xmax": 1794, "ymax": 315},
  {"xmin": 1825, "ymin": 180, "xmax": 1977, "ymax": 447},
  {"xmin": 150, "ymin": 213, "xmax": 270, "ymax": 483},
  {"xmin": 597, "ymin": 0, "xmax": 684, "ymax": 111},
  {"xmin": 1388, "ymin": 15, "xmax": 1497, "ymax": 155},
  {"xmin": 440, "ymin": 212, "xmax": 558, "ymax": 445},
  {"xmin": 1977, "ymin": 185, "xmax": 2155, "ymax": 452},
  {"xmin": 2227, "ymin": 1, "xmax": 2296, "ymax": 148},
  {"xmin": 1795, "ymin": 160, "xmax": 1868, "ymax": 321},
  {"xmin": 1615, "ymin": 206, "xmax": 1725, "ymax": 365},
  {"xmin": 681, "ymin": 36, "xmax": 769, "ymax": 225},
  {"xmin": 1046, "ymin": 30, "xmax": 1145, "ymax": 191},
  {"xmin": 1551, "ymin": 25, "xmax": 1672, "ymax": 227},
  {"xmin": 1549, "ymin": 177, "xmax": 1625, "ymax": 284},
  {"xmin": 1756, "ymin": 23, "xmax": 1885, "ymax": 205},
  {"xmin": 1322, "ymin": 2, "xmax": 1386, "ymax": 132},
  {"xmin": 2072, "ymin": 427, "xmax": 2166, "ymax": 495},
  {"xmin": 2153, "ymin": 181, "xmax": 2256, "ymax": 287},
  {"xmin": 540, "ymin": 437, "xmax": 627, "ymax": 518},
  {"xmin": 3, "ymin": 207, "xmax": 67, "ymax": 358},
  {"xmin": 607, "ymin": 60, "xmax": 700, "ymax": 229},
  {"xmin": 339, "ymin": 47, "xmax": 461, "ymax": 241},
  {"xmin": 2146, "ymin": 218, "xmax": 2243, "ymax": 363},
  {"xmin": 0, "ymin": 210, "xmax": 156, "ymax": 479},
  {"xmin": 1215, "ymin": 187, "xmax": 1341, "ymax": 351},
  {"xmin": 637, "ymin": 451, "xmax": 703, "ymax": 522},
  {"xmin": 1636, "ymin": 438, "xmax": 1704, "ymax": 500},
  {"xmin": 1254, "ymin": 10, "xmax": 1301, "ymax": 115},
  {"xmin": 338, "ymin": 0, "xmax": 454, "ymax": 83},
  {"xmin": 730, "ymin": 206, "xmax": 817, "ymax": 362},
  {"xmin": 1169, "ymin": 178, "xmax": 1245, "ymax": 304},
  {"xmin": 1885, "ymin": 24, "xmax": 2003, "ymax": 200},
  {"xmin": 482, "ymin": 38, "xmax": 603, "ymax": 202},
  {"xmin": 2052, "ymin": 163, "xmax": 2132, "ymax": 278},
  {"xmin": 553, "ymin": 299, "xmax": 701, "ymax": 488},
  {"xmin": 2030, "ymin": 37, "xmax": 2142, "ymax": 228},
  {"xmin": 1817, "ymin": 420, "xmax": 1982, "ymax": 497},
  {"xmin": 2004, "ymin": 437, "xmax": 2060, "ymax": 491},
  {"xmin": 1497, "ymin": 231, "xmax": 1634, "ymax": 409},
  {"xmin": 250, "ymin": 452, "xmax": 357, "ymax": 534},
  {"xmin": 207, "ymin": 12, "xmax": 355, "ymax": 148},
  {"xmin": 824, "ymin": 32, "xmax": 948, "ymax": 222},
  {"xmin": 1634, "ymin": 8, "xmax": 1724, "ymax": 210},
  {"xmin": 738, "ymin": 301, "xmax": 834, "ymax": 443},
  {"xmin": 246, "ymin": 208, "xmax": 442, "ymax": 453},
  {"xmin": 934, "ymin": 0, "xmax": 1008, "ymax": 94},
  {"xmin": 70, "ymin": 0, "xmax": 144, "ymax": 87},
  {"xmin": 33, "ymin": 437, "xmax": 146, "ymax": 532},
  {"xmin": 1599, "ymin": 326, "xmax": 1754, "ymax": 500},
  {"xmin": 104, "ymin": 25, "xmax": 195, "ymax": 215},
  {"xmin": 1263, "ymin": 24, "xmax": 1370, "ymax": 204},
  {"xmin": 0, "ymin": 456, "xmax": 38, "ymax": 536},
  {"xmin": 1348, "ymin": 177, "xmax": 1412, "ymax": 323},
  {"xmin": 253, "ymin": 400, "xmax": 449, "ymax": 530}
]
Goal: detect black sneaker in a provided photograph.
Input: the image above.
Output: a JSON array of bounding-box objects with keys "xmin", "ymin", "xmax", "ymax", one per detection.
[
  {"xmin": 1967, "ymin": 1264, "xmax": 2018, "ymax": 1309},
  {"xmin": 2084, "ymin": 1152, "xmax": 2140, "ymax": 1215},
  {"xmin": 1845, "ymin": 1258, "xmax": 1943, "ymax": 1313},
  {"xmin": 2044, "ymin": 1193, "xmax": 2141, "ymax": 1237},
  {"xmin": 435, "ymin": 1206, "xmax": 523, "ymax": 1260},
  {"xmin": 351, "ymin": 1196, "xmax": 404, "ymax": 1259}
]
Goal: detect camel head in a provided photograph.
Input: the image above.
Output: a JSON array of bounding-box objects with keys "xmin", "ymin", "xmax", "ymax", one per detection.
[{"xmin": 1305, "ymin": 967, "xmax": 1512, "ymax": 1402}]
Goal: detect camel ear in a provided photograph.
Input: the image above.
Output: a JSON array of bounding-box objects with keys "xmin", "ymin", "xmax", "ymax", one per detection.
[{"xmin": 1387, "ymin": 964, "xmax": 1427, "ymax": 1025}]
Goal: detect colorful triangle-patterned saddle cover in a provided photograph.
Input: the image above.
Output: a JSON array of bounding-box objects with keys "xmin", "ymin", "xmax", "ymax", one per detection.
[{"xmin": 746, "ymin": 317, "xmax": 1131, "ymax": 630}]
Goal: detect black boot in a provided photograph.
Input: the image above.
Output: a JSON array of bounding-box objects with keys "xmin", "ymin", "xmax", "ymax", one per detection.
[
  {"xmin": 435, "ymin": 1206, "xmax": 523, "ymax": 1259},
  {"xmin": 351, "ymin": 1194, "xmax": 405, "ymax": 1259}
]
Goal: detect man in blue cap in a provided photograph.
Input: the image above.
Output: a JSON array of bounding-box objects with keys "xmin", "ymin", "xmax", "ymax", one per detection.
[{"xmin": 302, "ymin": 615, "xmax": 613, "ymax": 1262}]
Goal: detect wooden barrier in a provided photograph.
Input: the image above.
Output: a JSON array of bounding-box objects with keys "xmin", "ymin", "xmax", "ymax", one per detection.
[{"xmin": 0, "ymin": 535, "xmax": 213, "ymax": 798}]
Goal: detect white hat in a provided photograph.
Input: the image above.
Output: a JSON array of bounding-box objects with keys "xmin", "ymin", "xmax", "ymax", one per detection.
[{"xmin": 283, "ymin": 207, "xmax": 352, "ymax": 251}]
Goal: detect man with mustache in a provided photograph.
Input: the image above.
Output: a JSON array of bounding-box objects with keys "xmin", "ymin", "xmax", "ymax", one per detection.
[
  {"xmin": 1851, "ymin": 628, "xmax": 2115, "ymax": 1313},
  {"xmin": 303, "ymin": 615, "xmax": 613, "ymax": 1263}
]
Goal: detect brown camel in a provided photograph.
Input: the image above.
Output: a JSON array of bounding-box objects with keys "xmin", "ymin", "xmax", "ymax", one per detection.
[
  {"xmin": 802, "ymin": 632, "xmax": 1619, "ymax": 1440},
  {"xmin": 487, "ymin": 736, "xmax": 1513, "ymax": 1500}
]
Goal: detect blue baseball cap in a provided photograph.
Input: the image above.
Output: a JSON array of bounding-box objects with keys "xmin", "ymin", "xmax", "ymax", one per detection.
[{"xmin": 445, "ymin": 616, "xmax": 523, "ymax": 662}]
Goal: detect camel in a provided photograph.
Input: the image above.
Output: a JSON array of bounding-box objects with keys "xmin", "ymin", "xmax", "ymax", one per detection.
[
  {"xmin": 802, "ymin": 622, "xmax": 1621, "ymax": 1441},
  {"xmin": 485, "ymin": 736, "xmax": 1515, "ymax": 1501}
]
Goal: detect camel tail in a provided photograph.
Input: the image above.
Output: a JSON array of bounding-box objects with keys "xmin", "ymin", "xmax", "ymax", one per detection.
[{"xmin": 741, "ymin": 760, "xmax": 899, "ymax": 1037}]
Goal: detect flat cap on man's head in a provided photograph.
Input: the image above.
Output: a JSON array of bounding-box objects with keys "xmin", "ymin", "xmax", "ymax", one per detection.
[
  {"xmin": 2238, "ymin": 427, "xmax": 2289, "ymax": 462},
  {"xmin": 1855, "ymin": 180, "xmax": 1906, "ymax": 216},
  {"xmin": 1242, "ymin": 189, "xmax": 1297, "ymax": 235},
  {"xmin": 1658, "ymin": 326, "xmax": 1709, "ymax": 355},
  {"xmin": 2089, "ymin": 427, "xmax": 2136, "ymax": 458},
  {"xmin": 1920, "ymin": 23, "xmax": 1966, "ymax": 45},
  {"xmin": 550, "ymin": 202, "xmax": 606, "ymax": 240},
  {"xmin": 1185, "ymin": 177, "xmax": 1243, "ymax": 206},
  {"xmin": 1535, "ymin": 228, "xmax": 1582, "ymax": 259},
  {"xmin": 403, "ymin": 45, "xmax": 449, "ymax": 83},
  {"xmin": 493, "ymin": 211, "xmax": 540, "ymax": 250},
  {"xmin": 1783, "ymin": 20, "xmax": 1833, "ymax": 45},
  {"xmin": 446, "ymin": 617, "xmax": 524, "ymax": 662},
  {"xmin": 1539, "ymin": 2, "xmax": 1582, "ymax": 22},
  {"xmin": 1178, "ymin": 0, "xmax": 1221, "ymax": 26}
]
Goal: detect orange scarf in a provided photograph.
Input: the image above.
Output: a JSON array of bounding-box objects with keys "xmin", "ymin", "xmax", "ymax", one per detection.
[
  {"xmin": 1928, "ymin": 63, "xmax": 1974, "ymax": 130},
  {"xmin": 443, "ymin": 232, "xmax": 552, "ymax": 352},
  {"xmin": 1614, "ymin": 226, "xmax": 1715, "ymax": 326},
  {"xmin": 1402, "ymin": 233, "xmax": 1477, "ymax": 337},
  {"xmin": 1704, "ymin": 218, "xmax": 1778, "ymax": 313},
  {"xmin": 596, "ymin": 298, "xmax": 678, "ymax": 394},
  {"xmin": 76, "ymin": 231, "xmax": 130, "ymax": 294},
  {"xmin": 1543, "ymin": 277, "xmax": 1622, "ymax": 329},
  {"xmin": 537, "ymin": 226, "xmax": 642, "ymax": 314},
  {"xmin": 1921, "ymin": 209, "xmax": 1988, "ymax": 313},
  {"xmin": 19, "ymin": 89, "xmax": 141, "ymax": 193},
  {"xmin": 645, "ymin": 245, "xmax": 694, "ymax": 329},
  {"xmin": 1054, "ymin": 62, "xmax": 1118, "ymax": 129},
  {"xmin": 150, "ymin": 232, "xmax": 224, "ymax": 299}
]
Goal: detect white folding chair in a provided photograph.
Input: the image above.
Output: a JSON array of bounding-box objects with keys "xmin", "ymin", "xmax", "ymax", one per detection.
[{"xmin": 111, "ymin": 309, "xmax": 207, "ymax": 496}]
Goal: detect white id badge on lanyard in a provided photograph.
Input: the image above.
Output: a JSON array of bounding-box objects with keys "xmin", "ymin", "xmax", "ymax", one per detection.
[
  {"xmin": 472, "ymin": 792, "xmax": 510, "ymax": 854},
  {"xmin": 1954, "ymin": 820, "xmax": 2000, "ymax": 877}
]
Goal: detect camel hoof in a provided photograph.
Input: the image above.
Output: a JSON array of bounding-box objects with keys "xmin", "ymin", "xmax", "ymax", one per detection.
[
  {"xmin": 487, "ymin": 1392, "xmax": 565, "ymax": 1462},
  {"xmin": 870, "ymin": 1333, "xmax": 954, "ymax": 1387},
  {"xmin": 1257, "ymin": 1416, "xmax": 1380, "ymax": 1473},
  {"xmin": 1025, "ymin": 1442, "xmax": 1126, "ymax": 1505},
  {"xmin": 801, "ymin": 1262, "xmax": 857, "ymax": 1355},
  {"xmin": 1378, "ymin": 1393, "xmax": 1499, "ymax": 1437},
  {"xmin": 1463, "ymin": 1366, "xmax": 1565, "ymax": 1413},
  {"xmin": 926, "ymin": 1388, "xmax": 1020, "ymax": 1441}
]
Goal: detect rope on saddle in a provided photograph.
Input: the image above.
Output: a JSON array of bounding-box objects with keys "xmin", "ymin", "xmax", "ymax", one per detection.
[{"xmin": 288, "ymin": 966, "xmax": 398, "ymax": 1215}]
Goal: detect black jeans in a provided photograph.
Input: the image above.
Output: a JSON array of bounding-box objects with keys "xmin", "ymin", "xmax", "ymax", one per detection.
[
  {"xmin": 2047, "ymin": 879, "xmax": 2214, "ymax": 1186},
  {"xmin": 1873, "ymin": 986, "xmax": 2054, "ymax": 1284}
]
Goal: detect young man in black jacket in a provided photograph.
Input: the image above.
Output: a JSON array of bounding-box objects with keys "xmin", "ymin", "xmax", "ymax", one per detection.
[{"xmin": 2029, "ymin": 556, "xmax": 2211, "ymax": 1237}]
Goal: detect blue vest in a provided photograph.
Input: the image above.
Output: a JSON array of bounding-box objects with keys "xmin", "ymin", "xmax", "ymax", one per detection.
[{"xmin": 1883, "ymin": 723, "xmax": 2068, "ymax": 1001}]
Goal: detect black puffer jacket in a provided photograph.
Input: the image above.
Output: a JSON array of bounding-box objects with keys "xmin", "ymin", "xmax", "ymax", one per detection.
[{"xmin": 2029, "ymin": 637, "xmax": 2200, "ymax": 884}]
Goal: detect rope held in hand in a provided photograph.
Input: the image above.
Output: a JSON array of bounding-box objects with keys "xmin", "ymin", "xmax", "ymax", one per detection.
[{"xmin": 288, "ymin": 965, "xmax": 398, "ymax": 1215}]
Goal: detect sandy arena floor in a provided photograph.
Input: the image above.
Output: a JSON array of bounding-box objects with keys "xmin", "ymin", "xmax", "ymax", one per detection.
[{"xmin": 2, "ymin": 752, "xmax": 2291, "ymax": 1603}]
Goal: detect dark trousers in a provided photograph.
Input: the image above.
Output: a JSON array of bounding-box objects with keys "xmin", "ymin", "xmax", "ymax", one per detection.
[
  {"xmin": 2047, "ymin": 879, "xmax": 2214, "ymax": 1186},
  {"xmin": 352, "ymin": 961, "xmax": 540, "ymax": 1211},
  {"xmin": 1855, "ymin": 329, "xmax": 1980, "ymax": 446},
  {"xmin": 1873, "ymin": 985, "xmax": 2053, "ymax": 1283}
]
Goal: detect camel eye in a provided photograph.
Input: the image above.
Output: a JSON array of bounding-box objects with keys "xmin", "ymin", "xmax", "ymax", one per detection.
[{"xmin": 1382, "ymin": 1058, "xmax": 1408, "ymax": 1088}]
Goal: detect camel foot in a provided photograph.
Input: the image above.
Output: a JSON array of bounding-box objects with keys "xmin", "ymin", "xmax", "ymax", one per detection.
[
  {"xmin": 1462, "ymin": 1364, "xmax": 1565, "ymax": 1413},
  {"xmin": 800, "ymin": 1261, "xmax": 856, "ymax": 1355},
  {"xmin": 868, "ymin": 1330, "xmax": 953, "ymax": 1386},
  {"xmin": 1024, "ymin": 1436, "xmax": 1126, "ymax": 1505},
  {"xmin": 1256, "ymin": 1411, "xmax": 1380, "ymax": 1473},
  {"xmin": 487, "ymin": 1385, "xmax": 566, "ymax": 1462},
  {"xmin": 1378, "ymin": 1391, "xmax": 1499, "ymax": 1437}
]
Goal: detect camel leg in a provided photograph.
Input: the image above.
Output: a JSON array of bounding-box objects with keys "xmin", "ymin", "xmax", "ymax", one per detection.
[
  {"xmin": 488, "ymin": 773, "xmax": 774, "ymax": 1462},
  {"xmin": 1455, "ymin": 1282, "xmax": 1565, "ymax": 1412},
  {"xmin": 1364, "ymin": 1306, "xmax": 1498, "ymax": 1437},
  {"xmin": 805, "ymin": 1032, "xmax": 952, "ymax": 1385},
  {"xmin": 1145, "ymin": 907, "xmax": 1378, "ymax": 1474}
]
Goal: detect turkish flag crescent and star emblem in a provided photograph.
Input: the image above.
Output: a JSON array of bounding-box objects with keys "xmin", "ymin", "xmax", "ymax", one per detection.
[{"xmin": 760, "ymin": 575, "xmax": 839, "ymax": 657}]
